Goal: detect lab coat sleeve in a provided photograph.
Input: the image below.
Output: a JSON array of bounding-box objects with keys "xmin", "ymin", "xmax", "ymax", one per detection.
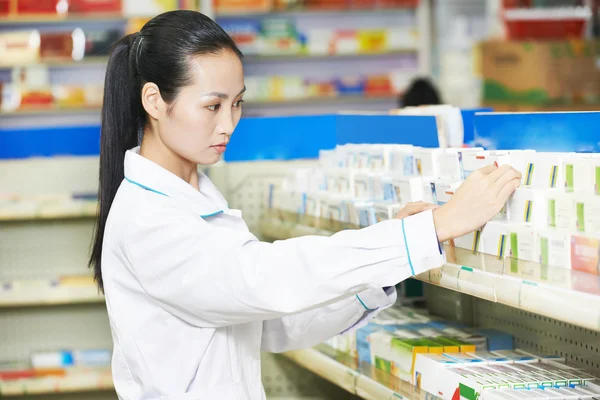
[
  {"xmin": 125, "ymin": 206, "xmax": 444, "ymax": 328},
  {"xmin": 261, "ymin": 287, "xmax": 397, "ymax": 353}
]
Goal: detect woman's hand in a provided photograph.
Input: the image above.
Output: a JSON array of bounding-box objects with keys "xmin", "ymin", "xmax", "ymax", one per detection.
[
  {"xmin": 433, "ymin": 164, "xmax": 521, "ymax": 242},
  {"xmin": 394, "ymin": 201, "xmax": 438, "ymax": 220}
]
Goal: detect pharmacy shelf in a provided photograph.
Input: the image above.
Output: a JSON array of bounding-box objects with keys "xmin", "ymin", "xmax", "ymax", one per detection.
[
  {"xmin": 0, "ymin": 200, "xmax": 97, "ymax": 222},
  {"xmin": 0, "ymin": 57, "xmax": 109, "ymax": 69},
  {"xmin": 260, "ymin": 217, "xmax": 600, "ymax": 333},
  {"xmin": 1, "ymin": 95, "xmax": 396, "ymax": 115},
  {"xmin": 244, "ymin": 49, "xmax": 417, "ymax": 62},
  {"xmin": 0, "ymin": 14, "xmax": 126, "ymax": 25},
  {"xmin": 216, "ymin": 6, "xmax": 417, "ymax": 18},
  {"xmin": 248, "ymin": 94, "xmax": 397, "ymax": 107},
  {"xmin": 0, "ymin": 106, "xmax": 101, "ymax": 116},
  {"xmin": 0, "ymin": 367, "xmax": 113, "ymax": 396},
  {"xmin": 0, "ymin": 276, "xmax": 103, "ymax": 308},
  {"xmin": 283, "ymin": 345, "xmax": 437, "ymax": 400}
]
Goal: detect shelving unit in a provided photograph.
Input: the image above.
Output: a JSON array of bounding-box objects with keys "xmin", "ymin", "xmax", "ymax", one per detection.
[
  {"xmin": 0, "ymin": 15, "xmax": 126, "ymax": 25},
  {"xmin": 0, "ymin": 200, "xmax": 98, "ymax": 222},
  {"xmin": 0, "ymin": 57, "xmax": 109, "ymax": 69},
  {"xmin": 259, "ymin": 218, "xmax": 600, "ymax": 333},
  {"xmin": 283, "ymin": 345, "xmax": 436, "ymax": 400},
  {"xmin": 0, "ymin": 367, "xmax": 113, "ymax": 397},
  {"xmin": 0, "ymin": 276, "xmax": 103, "ymax": 308}
]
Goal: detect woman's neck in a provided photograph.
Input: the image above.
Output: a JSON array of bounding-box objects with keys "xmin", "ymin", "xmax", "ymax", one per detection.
[{"xmin": 139, "ymin": 132, "xmax": 199, "ymax": 190}]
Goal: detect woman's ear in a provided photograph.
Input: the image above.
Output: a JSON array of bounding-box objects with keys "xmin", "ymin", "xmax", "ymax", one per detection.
[{"xmin": 141, "ymin": 82, "xmax": 163, "ymax": 120}]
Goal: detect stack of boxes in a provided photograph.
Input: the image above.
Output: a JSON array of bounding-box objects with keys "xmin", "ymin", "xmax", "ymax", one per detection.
[
  {"xmin": 269, "ymin": 145, "xmax": 600, "ymax": 277},
  {"xmin": 323, "ymin": 306, "xmax": 597, "ymax": 400},
  {"xmin": 414, "ymin": 349, "xmax": 599, "ymax": 399}
]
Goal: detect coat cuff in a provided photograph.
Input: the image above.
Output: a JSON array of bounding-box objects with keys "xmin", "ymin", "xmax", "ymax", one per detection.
[
  {"xmin": 342, "ymin": 287, "xmax": 397, "ymax": 334},
  {"xmin": 400, "ymin": 210, "xmax": 445, "ymax": 276}
]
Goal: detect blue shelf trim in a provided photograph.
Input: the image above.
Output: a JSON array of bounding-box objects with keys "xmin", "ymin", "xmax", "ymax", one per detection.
[
  {"xmin": 473, "ymin": 112, "xmax": 600, "ymax": 152},
  {"xmin": 0, "ymin": 114, "xmax": 439, "ymax": 161}
]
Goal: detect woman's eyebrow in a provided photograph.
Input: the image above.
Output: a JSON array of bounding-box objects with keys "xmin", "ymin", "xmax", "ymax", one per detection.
[{"xmin": 202, "ymin": 86, "xmax": 246, "ymax": 99}]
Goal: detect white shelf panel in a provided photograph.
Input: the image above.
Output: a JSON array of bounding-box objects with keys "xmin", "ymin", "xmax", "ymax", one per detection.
[
  {"xmin": 0, "ymin": 14, "xmax": 126, "ymax": 25},
  {"xmin": 0, "ymin": 276, "xmax": 103, "ymax": 308},
  {"xmin": 260, "ymin": 217, "xmax": 600, "ymax": 333},
  {"xmin": 0, "ymin": 57, "xmax": 109, "ymax": 69},
  {"xmin": 244, "ymin": 49, "xmax": 417, "ymax": 62},
  {"xmin": 0, "ymin": 107, "xmax": 101, "ymax": 117},
  {"xmin": 0, "ymin": 367, "xmax": 113, "ymax": 396},
  {"xmin": 284, "ymin": 345, "xmax": 437, "ymax": 400},
  {"xmin": 0, "ymin": 200, "xmax": 97, "ymax": 222}
]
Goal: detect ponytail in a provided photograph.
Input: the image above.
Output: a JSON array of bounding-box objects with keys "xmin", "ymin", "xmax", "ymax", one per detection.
[
  {"xmin": 89, "ymin": 11, "xmax": 242, "ymax": 291},
  {"xmin": 90, "ymin": 34, "xmax": 143, "ymax": 291}
]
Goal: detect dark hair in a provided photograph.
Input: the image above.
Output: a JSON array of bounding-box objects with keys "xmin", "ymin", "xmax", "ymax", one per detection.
[
  {"xmin": 400, "ymin": 78, "xmax": 442, "ymax": 107},
  {"xmin": 90, "ymin": 10, "xmax": 242, "ymax": 290}
]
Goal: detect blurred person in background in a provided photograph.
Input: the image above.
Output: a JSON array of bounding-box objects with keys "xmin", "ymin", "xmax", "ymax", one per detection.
[
  {"xmin": 400, "ymin": 77, "xmax": 442, "ymax": 107},
  {"xmin": 90, "ymin": 10, "xmax": 521, "ymax": 399}
]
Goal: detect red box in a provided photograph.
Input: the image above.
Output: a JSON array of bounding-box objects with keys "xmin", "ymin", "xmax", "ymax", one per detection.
[
  {"xmin": 505, "ymin": 19, "xmax": 587, "ymax": 40},
  {"xmin": 17, "ymin": 0, "xmax": 68, "ymax": 14},
  {"xmin": 68, "ymin": 0, "xmax": 122, "ymax": 14},
  {"xmin": 306, "ymin": 0, "xmax": 348, "ymax": 10},
  {"xmin": 0, "ymin": 0, "xmax": 10, "ymax": 15}
]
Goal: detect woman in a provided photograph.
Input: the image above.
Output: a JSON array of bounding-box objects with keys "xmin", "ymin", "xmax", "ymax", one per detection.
[{"xmin": 90, "ymin": 10, "xmax": 521, "ymax": 399}]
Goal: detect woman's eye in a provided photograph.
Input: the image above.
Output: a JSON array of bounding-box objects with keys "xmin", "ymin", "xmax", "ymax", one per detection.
[
  {"xmin": 207, "ymin": 104, "xmax": 221, "ymax": 112},
  {"xmin": 233, "ymin": 99, "xmax": 245, "ymax": 108}
]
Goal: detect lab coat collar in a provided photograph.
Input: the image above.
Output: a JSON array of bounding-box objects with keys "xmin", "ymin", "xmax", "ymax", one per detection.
[{"xmin": 124, "ymin": 147, "xmax": 226, "ymax": 218}]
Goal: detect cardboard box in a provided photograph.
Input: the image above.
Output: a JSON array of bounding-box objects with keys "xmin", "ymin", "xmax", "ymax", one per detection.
[{"xmin": 480, "ymin": 40, "xmax": 600, "ymax": 108}]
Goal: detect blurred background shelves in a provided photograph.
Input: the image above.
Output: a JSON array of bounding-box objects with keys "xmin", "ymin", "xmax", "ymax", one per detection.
[
  {"xmin": 0, "ymin": 196, "xmax": 97, "ymax": 222},
  {"xmin": 0, "ymin": 367, "xmax": 113, "ymax": 397},
  {"xmin": 0, "ymin": 275, "xmax": 103, "ymax": 308}
]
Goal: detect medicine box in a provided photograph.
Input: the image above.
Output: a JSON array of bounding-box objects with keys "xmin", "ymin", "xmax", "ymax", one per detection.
[
  {"xmin": 509, "ymin": 225, "xmax": 538, "ymax": 263},
  {"xmin": 481, "ymin": 221, "xmax": 511, "ymax": 259},
  {"xmin": 371, "ymin": 203, "xmax": 400, "ymax": 224},
  {"xmin": 431, "ymin": 180, "xmax": 461, "ymax": 206},
  {"xmin": 574, "ymin": 194, "xmax": 600, "ymax": 234},
  {"xmin": 564, "ymin": 154, "xmax": 600, "ymax": 194},
  {"xmin": 351, "ymin": 172, "xmax": 373, "ymax": 200},
  {"xmin": 369, "ymin": 331, "xmax": 430, "ymax": 383},
  {"xmin": 452, "ymin": 230, "xmax": 482, "ymax": 253},
  {"xmin": 414, "ymin": 148, "xmax": 444, "ymax": 177},
  {"xmin": 507, "ymin": 188, "xmax": 549, "ymax": 228},
  {"xmin": 414, "ymin": 358, "xmax": 499, "ymax": 399},
  {"xmin": 547, "ymin": 191, "xmax": 577, "ymax": 230},
  {"xmin": 569, "ymin": 233, "xmax": 600, "ymax": 275},
  {"xmin": 537, "ymin": 229, "xmax": 571, "ymax": 269},
  {"xmin": 437, "ymin": 148, "xmax": 484, "ymax": 181},
  {"xmin": 385, "ymin": 145, "xmax": 416, "ymax": 176},
  {"xmin": 390, "ymin": 176, "xmax": 425, "ymax": 205},
  {"xmin": 462, "ymin": 151, "xmax": 511, "ymax": 178},
  {"xmin": 507, "ymin": 150, "xmax": 536, "ymax": 180}
]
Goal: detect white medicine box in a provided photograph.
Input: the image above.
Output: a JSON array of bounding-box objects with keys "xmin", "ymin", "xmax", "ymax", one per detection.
[
  {"xmin": 564, "ymin": 154, "xmax": 600, "ymax": 194},
  {"xmin": 507, "ymin": 188, "xmax": 549, "ymax": 229},
  {"xmin": 462, "ymin": 151, "xmax": 511, "ymax": 178},
  {"xmin": 437, "ymin": 148, "xmax": 483, "ymax": 181},
  {"xmin": 431, "ymin": 180, "xmax": 461, "ymax": 206},
  {"xmin": 414, "ymin": 148, "xmax": 444, "ymax": 177},
  {"xmin": 480, "ymin": 221, "xmax": 511, "ymax": 259}
]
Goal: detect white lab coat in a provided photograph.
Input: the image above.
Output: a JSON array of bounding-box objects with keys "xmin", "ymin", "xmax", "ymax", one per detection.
[{"xmin": 101, "ymin": 147, "xmax": 445, "ymax": 400}]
